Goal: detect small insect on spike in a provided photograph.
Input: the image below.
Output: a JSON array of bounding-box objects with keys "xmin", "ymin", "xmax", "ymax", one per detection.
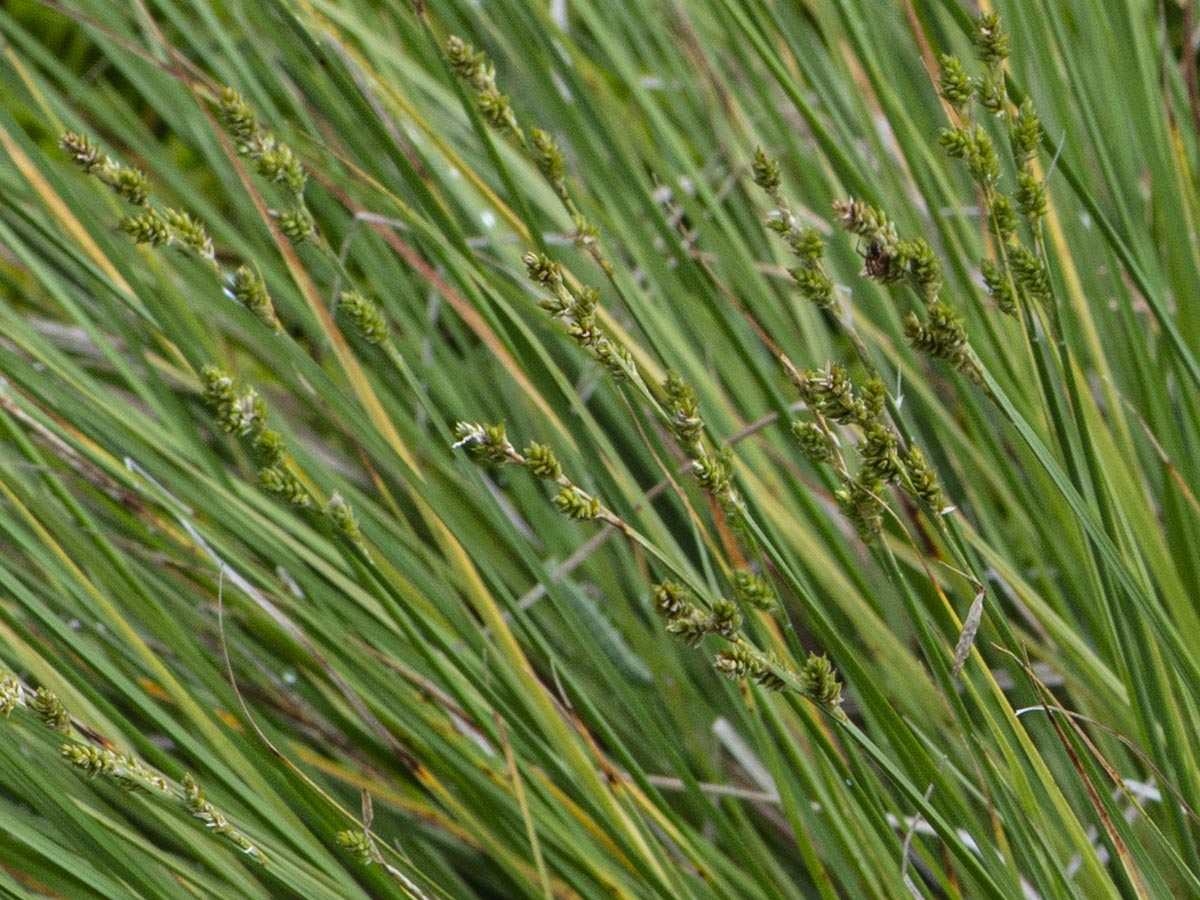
[{"xmin": 863, "ymin": 239, "xmax": 888, "ymax": 278}]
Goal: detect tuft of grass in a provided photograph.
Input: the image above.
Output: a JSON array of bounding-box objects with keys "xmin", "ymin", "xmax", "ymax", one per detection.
[{"xmin": 1, "ymin": 1, "xmax": 1199, "ymax": 897}]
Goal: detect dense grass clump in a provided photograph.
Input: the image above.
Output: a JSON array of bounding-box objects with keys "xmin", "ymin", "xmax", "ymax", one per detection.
[{"xmin": 1, "ymin": 2, "xmax": 1200, "ymax": 898}]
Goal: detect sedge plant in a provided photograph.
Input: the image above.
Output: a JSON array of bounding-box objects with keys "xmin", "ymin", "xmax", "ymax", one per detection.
[{"xmin": 0, "ymin": 1, "xmax": 1198, "ymax": 898}]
